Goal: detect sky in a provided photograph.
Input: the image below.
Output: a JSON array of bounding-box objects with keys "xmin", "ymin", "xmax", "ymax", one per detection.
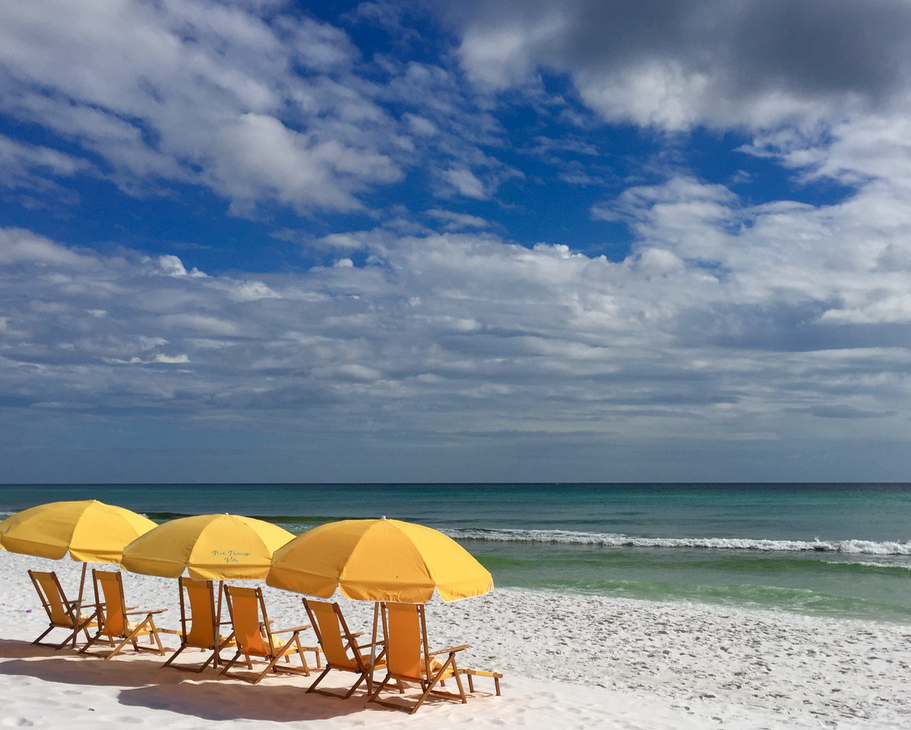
[{"xmin": 2, "ymin": 0, "xmax": 911, "ymax": 484}]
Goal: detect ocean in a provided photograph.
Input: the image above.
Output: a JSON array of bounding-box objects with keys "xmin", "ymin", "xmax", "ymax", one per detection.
[{"xmin": 2, "ymin": 483, "xmax": 910, "ymax": 623}]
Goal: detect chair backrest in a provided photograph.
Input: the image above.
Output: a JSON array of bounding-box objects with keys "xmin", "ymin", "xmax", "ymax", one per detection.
[
  {"xmin": 304, "ymin": 599, "xmax": 358, "ymax": 670},
  {"xmin": 93, "ymin": 570, "xmax": 127, "ymax": 638},
  {"xmin": 383, "ymin": 602, "xmax": 425, "ymax": 683},
  {"xmin": 225, "ymin": 586, "xmax": 269, "ymax": 657},
  {"xmin": 29, "ymin": 571, "xmax": 72, "ymax": 628},
  {"xmin": 181, "ymin": 577, "xmax": 216, "ymax": 649}
]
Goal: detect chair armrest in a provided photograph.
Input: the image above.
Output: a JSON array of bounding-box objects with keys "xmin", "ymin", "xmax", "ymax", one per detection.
[
  {"xmin": 159, "ymin": 628, "xmax": 182, "ymax": 635},
  {"xmin": 428, "ymin": 644, "xmax": 470, "ymax": 656},
  {"xmin": 125, "ymin": 608, "xmax": 168, "ymax": 616},
  {"xmin": 272, "ymin": 624, "xmax": 311, "ymax": 634},
  {"xmin": 351, "ymin": 639, "xmax": 384, "ymax": 650}
]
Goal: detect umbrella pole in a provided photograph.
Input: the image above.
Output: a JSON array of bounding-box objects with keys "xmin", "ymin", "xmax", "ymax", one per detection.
[
  {"xmin": 369, "ymin": 602, "xmax": 380, "ymax": 694},
  {"xmin": 69, "ymin": 562, "xmax": 88, "ymax": 650},
  {"xmin": 77, "ymin": 562, "xmax": 87, "ymax": 606},
  {"xmin": 215, "ymin": 580, "xmax": 225, "ymax": 669}
]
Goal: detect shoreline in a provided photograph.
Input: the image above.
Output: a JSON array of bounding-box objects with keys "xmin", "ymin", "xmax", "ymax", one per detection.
[{"xmin": 1, "ymin": 552, "xmax": 908, "ymax": 728}]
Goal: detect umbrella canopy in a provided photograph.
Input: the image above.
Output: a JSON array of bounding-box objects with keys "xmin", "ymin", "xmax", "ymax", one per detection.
[
  {"xmin": 267, "ymin": 518, "xmax": 493, "ymax": 603},
  {"xmin": 121, "ymin": 513, "xmax": 293, "ymax": 580},
  {"xmin": 0, "ymin": 499, "xmax": 157, "ymax": 564}
]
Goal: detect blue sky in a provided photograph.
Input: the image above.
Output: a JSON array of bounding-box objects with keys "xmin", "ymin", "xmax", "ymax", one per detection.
[{"xmin": 3, "ymin": 0, "xmax": 911, "ymax": 483}]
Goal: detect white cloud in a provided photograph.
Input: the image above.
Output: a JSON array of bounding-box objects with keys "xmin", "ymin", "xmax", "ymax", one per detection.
[
  {"xmin": 5, "ymin": 2, "xmax": 911, "ymax": 480},
  {"xmin": 152, "ymin": 353, "xmax": 190, "ymax": 364},
  {"xmin": 575, "ymin": 61, "xmax": 713, "ymax": 131},
  {"xmin": 3, "ymin": 188, "xmax": 910, "ymax": 447},
  {"xmin": 0, "ymin": 135, "xmax": 89, "ymax": 182},
  {"xmin": 448, "ymin": 0, "xmax": 911, "ymax": 132},
  {"xmin": 443, "ymin": 167, "xmax": 488, "ymax": 199},
  {"xmin": 208, "ymin": 113, "xmax": 400, "ymax": 212},
  {"xmin": 635, "ymin": 248, "xmax": 685, "ymax": 277},
  {"xmin": 427, "ymin": 209, "xmax": 490, "ymax": 231},
  {"xmin": 3, "ymin": 186, "xmax": 911, "ymax": 481},
  {"xmin": 281, "ymin": 15, "xmax": 359, "ymax": 71},
  {"xmin": 0, "ymin": 0, "xmax": 408, "ymax": 212},
  {"xmin": 0, "ymin": 134, "xmax": 91, "ymax": 207},
  {"xmin": 0, "ymin": 1, "xmax": 535, "ymax": 217},
  {"xmin": 157, "ymin": 255, "xmax": 193, "ymax": 277},
  {"xmin": 0, "ymin": 228, "xmax": 96, "ymax": 268},
  {"xmin": 403, "ymin": 113, "xmax": 439, "ymax": 137}
]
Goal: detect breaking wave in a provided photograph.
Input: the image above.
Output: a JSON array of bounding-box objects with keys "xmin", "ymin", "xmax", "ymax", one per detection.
[{"xmin": 445, "ymin": 528, "xmax": 911, "ymax": 555}]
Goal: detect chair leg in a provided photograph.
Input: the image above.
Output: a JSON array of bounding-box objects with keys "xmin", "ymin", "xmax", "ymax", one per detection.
[
  {"xmin": 409, "ymin": 656, "xmax": 465, "ymax": 715},
  {"xmin": 267, "ymin": 633, "xmax": 310, "ymax": 679},
  {"xmin": 291, "ymin": 634, "xmax": 310, "ymax": 674},
  {"xmin": 212, "ymin": 633, "xmax": 233, "ymax": 670},
  {"xmin": 194, "ymin": 646, "xmax": 221, "ymax": 673},
  {"xmin": 367, "ymin": 673, "xmax": 392, "ymax": 703},
  {"xmin": 219, "ymin": 615, "xmax": 319, "ymax": 685},
  {"xmin": 33, "ymin": 624, "xmax": 83, "ymax": 650},
  {"xmin": 250, "ymin": 661, "xmax": 275, "ymax": 684},
  {"xmin": 161, "ymin": 644, "xmax": 188, "ymax": 669},
  {"xmin": 309, "ymin": 667, "xmax": 368, "ymax": 700},
  {"xmin": 218, "ymin": 650, "xmax": 245, "ymax": 678},
  {"xmin": 32, "ymin": 625, "xmax": 56, "ymax": 646},
  {"xmin": 149, "ymin": 619, "xmax": 165, "ymax": 655},
  {"xmin": 246, "ymin": 642, "xmax": 301, "ymax": 685},
  {"xmin": 78, "ymin": 629, "xmax": 105, "ymax": 656},
  {"xmin": 343, "ymin": 673, "xmax": 367, "ymax": 699},
  {"xmin": 63, "ymin": 613, "xmax": 96, "ymax": 650},
  {"xmin": 106, "ymin": 633, "xmax": 137, "ymax": 660},
  {"xmin": 306, "ymin": 666, "xmax": 334, "ymax": 694},
  {"xmin": 452, "ymin": 664, "xmax": 467, "ymax": 703},
  {"xmin": 108, "ymin": 622, "xmax": 150, "ymax": 660},
  {"xmin": 102, "ymin": 617, "xmax": 163, "ymax": 660}
]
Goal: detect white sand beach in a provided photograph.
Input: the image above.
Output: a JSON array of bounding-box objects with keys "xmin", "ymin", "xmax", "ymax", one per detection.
[{"xmin": 1, "ymin": 552, "xmax": 908, "ymax": 729}]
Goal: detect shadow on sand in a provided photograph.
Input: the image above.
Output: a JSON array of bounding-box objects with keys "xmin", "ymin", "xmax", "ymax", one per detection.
[
  {"xmin": 0, "ymin": 638, "xmax": 490, "ymax": 722},
  {"xmin": 0, "ymin": 639, "xmax": 452, "ymax": 722},
  {"xmin": 0, "ymin": 638, "xmax": 190, "ymax": 689},
  {"xmin": 117, "ymin": 680, "xmax": 370, "ymax": 722}
]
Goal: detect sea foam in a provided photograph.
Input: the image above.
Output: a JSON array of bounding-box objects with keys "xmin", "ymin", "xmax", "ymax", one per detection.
[{"xmin": 445, "ymin": 527, "xmax": 911, "ymax": 555}]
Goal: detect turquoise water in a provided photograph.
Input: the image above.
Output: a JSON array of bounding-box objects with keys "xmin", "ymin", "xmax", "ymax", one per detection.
[{"xmin": 2, "ymin": 483, "xmax": 910, "ymax": 623}]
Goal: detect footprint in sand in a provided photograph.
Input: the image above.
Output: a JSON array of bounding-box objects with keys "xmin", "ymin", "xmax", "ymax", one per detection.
[{"xmin": 0, "ymin": 719, "xmax": 34, "ymax": 727}]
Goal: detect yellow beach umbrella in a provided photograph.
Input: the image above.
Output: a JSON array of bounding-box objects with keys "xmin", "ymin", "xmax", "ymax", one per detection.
[
  {"xmin": 121, "ymin": 513, "xmax": 293, "ymax": 580},
  {"xmin": 0, "ymin": 499, "xmax": 157, "ymax": 601},
  {"xmin": 0, "ymin": 499, "xmax": 157, "ymax": 562},
  {"xmin": 267, "ymin": 518, "xmax": 493, "ymax": 603}
]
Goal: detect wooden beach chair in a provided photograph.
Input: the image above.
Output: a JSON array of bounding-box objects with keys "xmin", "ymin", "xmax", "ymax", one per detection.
[
  {"xmin": 219, "ymin": 585, "xmax": 321, "ymax": 684},
  {"xmin": 161, "ymin": 577, "xmax": 232, "ymax": 672},
  {"xmin": 302, "ymin": 598, "xmax": 386, "ymax": 699},
  {"xmin": 367, "ymin": 602, "xmax": 468, "ymax": 714},
  {"xmin": 28, "ymin": 570, "xmax": 97, "ymax": 649},
  {"xmin": 79, "ymin": 569, "xmax": 167, "ymax": 659}
]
